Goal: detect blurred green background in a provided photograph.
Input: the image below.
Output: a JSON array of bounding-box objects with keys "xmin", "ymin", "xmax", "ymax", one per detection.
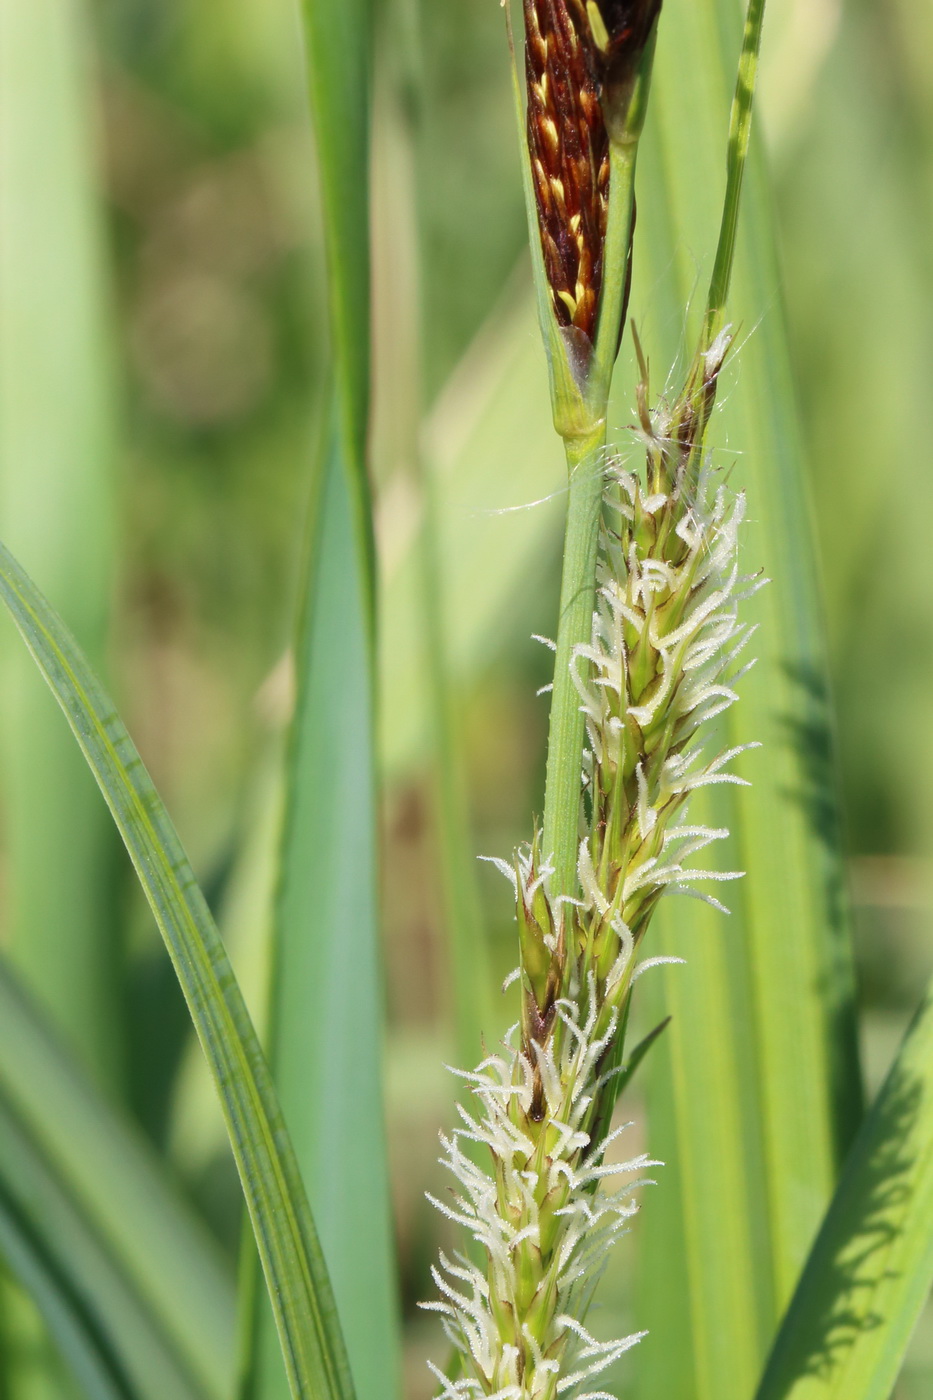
[{"xmin": 0, "ymin": 0, "xmax": 932, "ymax": 1395}]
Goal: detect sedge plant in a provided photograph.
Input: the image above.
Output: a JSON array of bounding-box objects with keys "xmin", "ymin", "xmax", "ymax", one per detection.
[
  {"xmin": 4, "ymin": 3, "xmax": 933, "ymax": 1400},
  {"xmin": 422, "ymin": 2, "xmax": 770, "ymax": 1396}
]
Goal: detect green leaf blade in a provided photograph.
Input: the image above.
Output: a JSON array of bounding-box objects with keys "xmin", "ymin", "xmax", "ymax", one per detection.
[
  {"xmin": 629, "ymin": 1, "xmax": 862, "ymax": 1395},
  {"xmin": 249, "ymin": 434, "xmax": 399, "ymax": 1400},
  {"xmin": 756, "ymin": 982, "xmax": 933, "ymax": 1400},
  {"xmin": 244, "ymin": 0, "xmax": 400, "ymax": 1391},
  {"xmin": 0, "ymin": 0, "xmax": 120, "ymax": 1092},
  {"xmin": 0, "ymin": 954, "xmax": 235, "ymax": 1400},
  {"xmin": 0, "ymin": 539, "xmax": 355, "ymax": 1400},
  {"xmin": 300, "ymin": 0, "xmax": 374, "ymax": 583}
]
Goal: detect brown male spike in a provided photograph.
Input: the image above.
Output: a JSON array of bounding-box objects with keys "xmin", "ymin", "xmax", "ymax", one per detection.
[
  {"xmin": 524, "ymin": 0, "xmax": 610, "ymax": 341},
  {"xmin": 523, "ymin": 0, "xmax": 661, "ymax": 345}
]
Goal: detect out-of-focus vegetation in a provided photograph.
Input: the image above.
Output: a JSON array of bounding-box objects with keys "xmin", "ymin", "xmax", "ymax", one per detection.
[{"xmin": 0, "ymin": 0, "xmax": 931, "ymax": 1396}]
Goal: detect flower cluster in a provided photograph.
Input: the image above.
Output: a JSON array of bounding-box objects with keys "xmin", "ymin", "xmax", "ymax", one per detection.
[
  {"xmin": 522, "ymin": 0, "xmax": 662, "ymax": 340},
  {"xmin": 425, "ymin": 337, "xmax": 765, "ymax": 1399},
  {"xmin": 524, "ymin": 0, "xmax": 610, "ymax": 338},
  {"xmin": 423, "ymin": 987, "xmax": 654, "ymax": 1400},
  {"xmin": 576, "ymin": 446, "xmax": 763, "ymax": 961}
]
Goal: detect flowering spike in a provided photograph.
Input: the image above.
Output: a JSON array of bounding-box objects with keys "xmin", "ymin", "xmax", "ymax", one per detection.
[
  {"xmin": 522, "ymin": 0, "xmax": 661, "ymax": 365},
  {"xmin": 422, "ymin": 1013, "xmax": 654, "ymax": 1399},
  {"xmin": 514, "ymin": 835, "xmax": 563, "ymax": 1046},
  {"xmin": 426, "ymin": 1, "xmax": 770, "ymax": 1392},
  {"xmin": 425, "ymin": 360, "xmax": 765, "ymax": 1393},
  {"xmin": 523, "ymin": 0, "xmax": 610, "ymax": 342}
]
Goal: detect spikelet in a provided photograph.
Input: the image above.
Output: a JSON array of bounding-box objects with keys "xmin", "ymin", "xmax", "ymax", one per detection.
[
  {"xmin": 524, "ymin": 0, "xmax": 610, "ymax": 338},
  {"xmin": 523, "ymin": 1, "xmax": 661, "ymax": 341},
  {"xmin": 424, "ymin": 339, "xmax": 765, "ymax": 1399}
]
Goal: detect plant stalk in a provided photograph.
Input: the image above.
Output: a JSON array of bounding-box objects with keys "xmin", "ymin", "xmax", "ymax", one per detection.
[
  {"xmin": 541, "ymin": 426, "xmax": 606, "ymax": 900},
  {"xmin": 541, "ymin": 136, "xmax": 639, "ymax": 904},
  {"xmin": 703, "ymin": 0, "xmax": 766, "ymax": 349}
]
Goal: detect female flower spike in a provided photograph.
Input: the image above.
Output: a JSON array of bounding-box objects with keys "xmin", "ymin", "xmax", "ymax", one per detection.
[{"xmin": 424, "ymin": 335, "xmax": 765, "ymax": 1400}]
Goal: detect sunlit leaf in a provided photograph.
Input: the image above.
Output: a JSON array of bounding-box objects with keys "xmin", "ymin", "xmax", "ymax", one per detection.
[
  {"xmin": 629, "ymin": 1, "xmax": 862, "ymax": 1395},
  {"xmin": 244, "ymin": 0, "xmax": 399, "ymax": 1393},
  {"xmin": 756, "ymin": 979, "xmax": 933, "ymax": 1400},
  {"xmin": 0, "ymin": 0, "xmax": 119, "ymax": 1093}
]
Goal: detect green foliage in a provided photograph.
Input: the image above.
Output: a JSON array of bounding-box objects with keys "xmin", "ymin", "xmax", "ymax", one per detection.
[
  {"xmin": 0, "ymin": 0, "xmax": 119, "ymax": 1093},
  {"xmin": 630, "ymin": 2, "xmax": 864, "ymax": 1394},
  {"xmin": 0, "ymin": 955, "xmax": 234, "ymax": 1400},
  {"xmin": 243, "ymin": 0, "xmax": 399, "ymax": 1393},
  {"xmin": 0, "ymin": 540, "xmax": 354, "ymax": 1400},
  {"xmin": 0, "ymin": 0, "xmax": 932, "ymax": 1398},
  {"xmin": 757, "ymin": 979, "xmax": 933, "ymax": 1400}
]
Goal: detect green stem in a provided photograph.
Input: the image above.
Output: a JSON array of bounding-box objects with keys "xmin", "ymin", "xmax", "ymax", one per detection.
[
  {"xmin": 540, "ymin": 143, "xmax": 639, "ymax": 906},
  {"xmin": 540, "ymin": 142, "xmax": 638, "ymax": 905},
  {"xmin": 703, "ymin": 0, "xmax": 767, "ymax": 350},
  {"xmin": 535, "ymin": 26, "xmax": 656, "ymax": 909},
  {"xmin": 541, "ymin": 427, "xmax": 607, "ymax": 900},
  {"xmin": 678, "ymin": 0, "xmax": 767, "ymax": 468}
]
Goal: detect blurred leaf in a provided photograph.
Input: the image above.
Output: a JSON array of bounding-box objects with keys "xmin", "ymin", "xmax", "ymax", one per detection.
[
  {"xmin": 772, "ymin": 0, "xmax": 933, "ymax": 866},
  {"xmin": 0, "ymin": 2, "xmax": 120, "ymax": 1387},
  {"xmin": 244, "ymin": 0, "xmax": 399, "ymax": 1395},
  {"xmin": 0, "ymin": 0, "xmax": 120, "ymax": 1089},
  {"xmin": 248, "ymin": 430, "xmax": 398, "ymax": 1400},
  {"xmin": 755, "ymin": 975, "xmax": 933, "ymax": 1400},
  {"xmin": 0, "ymin": 954, "xmax": 235, "ymax": 1400},
  {"xmin": 380, "ymin": 276, "xmax": 564, "ymax": 780},
  {"xmin": 416, "ymin": 472, "xmax": 495, "ymax": 1068},
  {"xmin": 628, "ymin": 1, "xmax": 863, "ymax": 1396},
  {"xmin": 372, "ymin": 44, "xmax": 494, "ymax": 1069},
  {"xmin": 302, "ymin": 0, "xmax": 373, "ymax": 523},
  {"xmin": 0, "ymin": 538, "xmax": 355, "ymax": 1400},
  {"xmin": 0, "ymin": 1205, "xmax": 124, "ymax": 1400}
]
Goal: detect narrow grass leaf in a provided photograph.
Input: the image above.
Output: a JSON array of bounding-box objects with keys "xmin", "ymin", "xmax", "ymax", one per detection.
[
  {"xmin": 300, "ymin": 0, "xmax": 374, "ymax": 537},
  {"xmin": 246, "ymin": 0, "xmax": 399, "ymax": 1392},
  {"xmin": 0, "ymin": 956, "xmax": 234, "ymax": 1400},
  {"xmin": 0, "ymin": 0, "xmax": 120, "ymax": 1091},
  {"xmin": 417, "ymin": 471, "xmax": 494, "ymax": 1069},
  {"xmin": 0, "ymin": 1197, "xmax": 126, "ymax": 1400},
  {"xmin": 0, "ymin": 538, "xmax": 355, "ymax": 1400},
  {"xmin": 631, "ymin": 1, "xmax": 862, "ymax": 1395},
  {"xmin": 381, "ymin": 278, "xmax": 564, "ymax": 779},
  {"xmin": 249, "ymin": 429, "xmax": 398, "ymax": 1400},
  {"xmin": 756, "ymin": 976, "xmax": 933, "ymax": 1400},
  {"xmin": 376, "ymin": 44, "xmax": 494, "ymax": 1069}
]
